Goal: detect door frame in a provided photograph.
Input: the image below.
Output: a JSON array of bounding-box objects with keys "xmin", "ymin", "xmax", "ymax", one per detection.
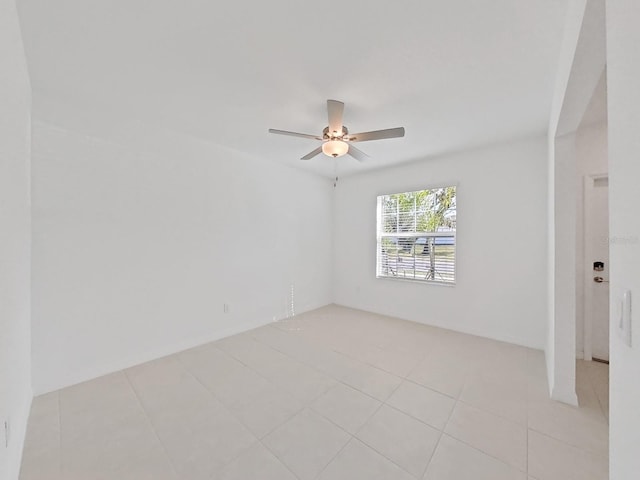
[{"xmin": 583, "ymin": 172, "xmax": 609, "ymax": 362}]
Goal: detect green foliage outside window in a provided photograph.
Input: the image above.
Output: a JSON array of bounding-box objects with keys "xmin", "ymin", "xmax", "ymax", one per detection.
[{"xmin": 381, "ymin": 186, "xmax": 456, "ymax": 234}]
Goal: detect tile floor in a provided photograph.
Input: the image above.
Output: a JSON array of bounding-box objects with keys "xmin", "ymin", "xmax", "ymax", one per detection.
[{"xmin": 20, "ymin": 305, "xmax": 609, "ymax": 480}]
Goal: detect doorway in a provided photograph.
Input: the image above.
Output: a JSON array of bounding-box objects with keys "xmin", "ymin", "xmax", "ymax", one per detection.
[{"xmin": 584, "ymin": 174, "xmax": 609, "ymax": 362}]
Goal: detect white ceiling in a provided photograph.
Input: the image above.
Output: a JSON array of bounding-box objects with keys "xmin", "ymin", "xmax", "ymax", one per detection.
[{"xmin": 18, "ymin": 0, "xmax": 569, "ymax": 177}]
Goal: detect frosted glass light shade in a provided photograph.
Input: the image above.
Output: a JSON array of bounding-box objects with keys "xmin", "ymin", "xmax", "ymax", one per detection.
[{"xmin": 322, "ymin": 140, "xmax": 349, "ymax": 158}]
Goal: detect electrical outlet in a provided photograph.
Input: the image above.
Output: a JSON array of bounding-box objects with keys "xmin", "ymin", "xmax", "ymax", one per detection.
[
  {"xmin": 223, "ymin": 303, "xmax": 229, "ymax": 314},
  {"xmin": 4, "ymin": 419, "xmax": 9, "ymax": 448}
]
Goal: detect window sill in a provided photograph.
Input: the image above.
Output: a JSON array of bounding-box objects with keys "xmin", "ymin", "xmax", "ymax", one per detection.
[{"xmin": 375, "ymin": 275, "xmax": 456, "ymax": 287}]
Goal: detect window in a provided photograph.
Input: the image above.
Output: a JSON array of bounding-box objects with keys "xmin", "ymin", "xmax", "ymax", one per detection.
[{"xmin": 376, "ymin": 186, "xmax": 456, "ymax": 284}]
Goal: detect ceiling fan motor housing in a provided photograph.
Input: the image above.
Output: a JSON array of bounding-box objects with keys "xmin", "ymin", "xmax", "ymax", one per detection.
[{"xmin": 323, "ymin": 125, "xmax": 349, "ymax": 140}]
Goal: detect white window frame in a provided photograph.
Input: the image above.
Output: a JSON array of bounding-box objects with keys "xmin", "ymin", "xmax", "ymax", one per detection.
[{"xmin": 376, "ymin": 186, "xmax": 456, "ymax": 285}]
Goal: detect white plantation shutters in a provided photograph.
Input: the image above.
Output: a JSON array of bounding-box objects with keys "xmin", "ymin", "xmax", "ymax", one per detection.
[{"xmin": 377, "ymin": 186, "xmax": 456, "ymax": 284}]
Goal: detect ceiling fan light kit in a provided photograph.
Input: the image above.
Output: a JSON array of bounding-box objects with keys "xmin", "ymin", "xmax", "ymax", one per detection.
[
  {"xmin": 322, "ymin": 140, "xmax": 349, "ymax": 158},
  {"xmin": 269, "ymin": 100, "xmax": 405, "ymax": 162}
]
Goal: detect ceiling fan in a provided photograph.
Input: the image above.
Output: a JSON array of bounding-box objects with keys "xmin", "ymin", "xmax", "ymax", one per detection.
[{"xmin": 269, "ymin": 100, "xmax": 405, "ymax": 161}]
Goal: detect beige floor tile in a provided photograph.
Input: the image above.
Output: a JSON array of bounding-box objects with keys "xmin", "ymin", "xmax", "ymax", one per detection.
[
  {"xmin": 445, "ymin": 402, "xmax": 527, "ymax": 471},
  {"xmin": 107, "ymin": 450, "xmax": 179, "ymax": 480},
  {"xmin": 178, "ymin": 343, "xmax": 246, "ymax": 380},
  {"xmin": 187, "ymin": 360, "xmax": 275, "ymax": 410},
  {"xmin": 229, "ymin": 384, "xmax": 304, "ymax": 438},
  {"xmin": 576, "ymin": 382, "xmax": 607, "ymax": 420},
  {"xmin": 594, "ymin": 384, "xmax": 609, "ymax": 422},
  {"xmin": 356, "ymin": 345, "xmax": 422, "ymax": 377},
  {"xmin": 387, "ymin": 380, "xmax": 455, "ymax": 430},
  {"xmin": 341, "ymin": 360, "xmax": 403, "ymax": 401},
  {"xmin": 27, "ymin": 392, "xmax": 60, "ymax": 426},
  {"xmin": 19, "ymin": 306, "xmax": 610, "ymax": 480},
  {"xmin": 60, "ymin": 372, "xmax": 138, "ymax": 421},
  {"xmin": 528, "ymin": 397, "xmax": 608, "ymax": 456},
  {"xmin": 263, "ymin": 409, "xmax": 350, "ymax": 480},
  {"xmin": 582, "ymin": 360, "xmax": 609, "ymax": 421},
  {"xmin": 59, "ymin": 372, "xmax": 164, "ymax": 459},
  {"xmin": 459, "ymin": 374, "xmax": 527, "ymax": 425},
  {"xmin": 528, "ymin": 430, "xmax": 608, "ymax": 480},
  {"xmin": 257, "ymin": 357, "xmax": 338, "ymax": 404},
  {"xmin": 61, "ymin": 387, "xmax": 174, "ymax": 479},
  {"xmin": 250, "ymin": 325, "xmax": 341, "ymax": 373},
  {"xmin": 303, "ymin": 349, "xmax": 363, "ymax": 381},
  {"xmin": 216, "ymin": 442, "xmax": 297, "ymax": 480},
  {"xmin": 20, "ymin": 392, "xmax": 62, "ymax": 480},
  {"xmin": 127, "ymin": 358, "xmax": 256, "ymax": 478},
  {"xmin": 424, "ymin": 434, "xmax": 527, "ymax": 480},
  {"xmin": 150, "ymin": 405, "xmax": 256, "ymax": 479},
  {"xmin": 215, "ymin": 332, "xmax": 279, "ymax": 360},
  {"xmin": 125, "ymin": 356, "xmax": 216, "ymax": 416},
  {"xmin": 311, "ymin": 383, "xmax": 381, "ymax": 434},
  {"xmin": 318, "ymin": 438, "xmax": 415, "ymax": 480},
  {"xmin": 356, "ymin": 405, "xmax": 440, "ymax": 478},
  {"xmin": 20, "ymin": 392, "xmax": 61, "ymax": 478},
  {"xmin": 407, "ymin": 354, "xmax": 472, "ymax": 398}
]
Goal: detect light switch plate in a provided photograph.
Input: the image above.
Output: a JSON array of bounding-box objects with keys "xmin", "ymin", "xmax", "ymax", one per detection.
[{"xmin": 620, "ymin": 290, "xmax": 632, "ymax": 347}]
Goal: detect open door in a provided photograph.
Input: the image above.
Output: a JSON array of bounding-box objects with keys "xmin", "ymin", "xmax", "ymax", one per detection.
[{"xmin": 584, "ymin": 174, "xmax": 609, "ymax": 362}]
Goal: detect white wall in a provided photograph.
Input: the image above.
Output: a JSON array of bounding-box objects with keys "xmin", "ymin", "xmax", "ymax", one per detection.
[
  {"xmin": 548, "ymin": 0, "xmax": 587, "ymax": 139},
  {"xmin": 333, "ymin": 137, "xmax": 548, "ymax": 349},
  {"xmin": 548, "ymin": 132, "xmax": 578, "ymax": 404},
  {"xmin": 546, "ymin": 0, "xmax": 606, "ymax": 405},
  {"xmin": 0, "ymin": 0, "xmax": 32, "ymax": 478},
  {"xmin": 606, "ymin": 1, "xmax": 640, "ymax": 478},
  {"xmin": 31, "ymin": 120, "xmax": 333, "ymax": 394}
]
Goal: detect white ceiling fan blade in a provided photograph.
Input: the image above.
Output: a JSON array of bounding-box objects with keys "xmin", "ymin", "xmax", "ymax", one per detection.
[
  {"xmin": 301, "ymin": 146, "xmax": 323, "ymax": 160},
  {"xmin": 347, "ymin": 144, "xmax": 369, "ymax": 162},
  {"xmin": 327, "ymin": 100, "xmax": 344, "ymax": 136},
  {"xmin": 346, "ymin": 127, "xmax": 405, "ymax": 142},
  {"xmin": 269, "ymin": 129, "xmax": 322, "ymax": 140}
]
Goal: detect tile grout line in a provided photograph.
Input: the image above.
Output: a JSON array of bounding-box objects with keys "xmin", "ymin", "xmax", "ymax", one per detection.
[
  {"xmin": 426, "ymin": 376, "xmax": 465, "ymax": 478},
  {"xmin": 252, "ymin": 323, "xmax": 536, "ymax": 478},
  {"xmin": 37, "ymin": 309, "xmax": 588, "ymax": 480},
  {"xmin": 256, "ymin": 437, "xmax": 304, "ymax": 480},
  {"xmin": 178, "ymin": 355, "xmax": 307, "ymax": 442},
  {"xmin": 529, "ymin": 427, "xmax": 610, "ymax": 459},
  {"xmin": 311, "ymin": 377, "xmax": 415, "ymax": 480},
  {"xmin": 217, "ymin": 334, "xmax": 340, "ymax": 404},
  {"xmin": 209, "ymin": 343, "xmax": 329, "ymax": 411},
  {"xmin": 175, "ymin": 350, "xmax": 306, "ymax": 479},
  {"xmin": 250, "ymin": 325, "xmax": 392, "ymax": 383},
  {"xmin": 584, "ymin": 362, "xmax": 610, "ymax": 423},
  {"xmin": 307, "ymin": 434, "xmax": 354, "ymax": 480},
  {"xmin": 254, "ymin": 321, "xmax": 426, "ymax": 383},
  {"xmin": 247, "ymin": 325, "xmax": 409, "ymax": 406},
  {"xmin": 122, "ymin": 369, "xmax": 181, "ymax": 480},
  {"xmin": 526, "ymin": 424, "xmax": 609, "ymax": 459},
  {"xmin": 251, "ymin": 324, "xmax": 444, "ymax": 410},
  {"xmin": 352, "ymin": 378, "xmax": 420, "ymax": 478},
  {"xmin": 431, "ymin": 375, "xmax": 531, "ymax": 477}
]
